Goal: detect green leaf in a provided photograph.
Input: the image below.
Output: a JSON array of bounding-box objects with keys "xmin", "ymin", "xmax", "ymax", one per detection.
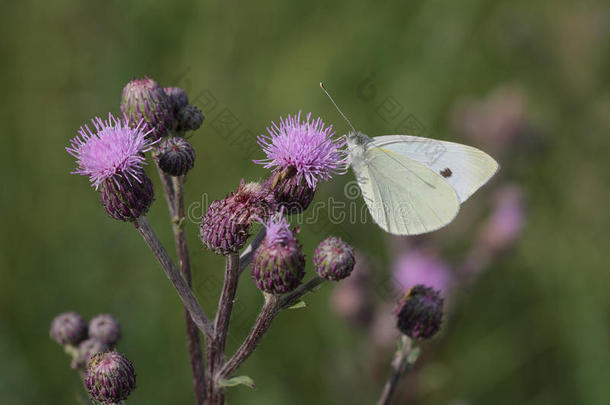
[
  {"xmin": 219, "ymin": 376, "xmax": 256, "ymax": 389},
  {"xmin": 407, "ymin": 347, "xmax": 421, "ymax": 365},
  {"xmin": 287, "ymin": 300, "xmax": 307, "ymax": 310}
]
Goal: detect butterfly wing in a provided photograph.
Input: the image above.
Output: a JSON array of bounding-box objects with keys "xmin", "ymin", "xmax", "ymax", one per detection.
[
  {"xmin": 369, "ymin": 135, "xmax": 499, "ymax": 203},
  {"xmin": 353, "ymin": 146, "xmax": 460, "ymax": 235}
]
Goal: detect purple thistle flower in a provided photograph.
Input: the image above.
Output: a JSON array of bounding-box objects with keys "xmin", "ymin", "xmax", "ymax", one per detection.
[
  {"xmin": 251, "ymin": 212, "xmax": 305, "ymax": 294},
  {"xmin": 254, "ymin": 112, "xmax": 347, "ymax": 189},
  {"xmin": 263, "ymin": 211, "xmax": 293, "ymax": 246},
  {"xmin": 66, "ymin": 113, "xmax": 155, "ymax": 189},
  {"xmin": 480, "ymin": 184, "xmax": 525, "ymax": 251}
]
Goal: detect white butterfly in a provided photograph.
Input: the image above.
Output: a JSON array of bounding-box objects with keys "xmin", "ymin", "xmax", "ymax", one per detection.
[
  {"xmin": 320, "ymin": 83, "xmax": 499, "ymax": 235},
  {"xmin": 347, "ymin": 132, "xmax": 499, "ymax": 235}
]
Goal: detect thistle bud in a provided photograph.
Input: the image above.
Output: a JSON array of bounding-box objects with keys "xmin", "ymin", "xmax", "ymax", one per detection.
[
  {"xmin": 314, "ymin": 236, "xmax": 355, "ymax": 281},
  {"xmin": 163, "ymin": 86, "xmax": 189, "ymax": 114},
  {"xmin": 89, "ymin": 314, "xmax": 121, "ymax": 347},
  {"xmin": 266, "ymin": 172, "xmax": 316, "ymax": 215},
  {"xmin": 201, "ymin": 181, "xmax": 276, "ymax": 255},
  {"xmin": 71, "ymin": 338, "xmax": 109, "ymax": 370},
  {"xmin": 155, "ymin": 137, "xmax": 196, "ymax": 176},
  {"xmin": 120, "ymin": 77, "xmax": 174, "ymax": 139},
  {"xmin": 50, "ymin": 312, "xmax": 88, "ymax": 346},
  {"xmin": 176, "ymin": 105, "xmax": 204, "ymax": 132},
  {"xmin": 394, "ymin": 285, "xmax": 443, "ymax": 340},
  {"xmin": 85, "ymin": 351, "xmax": 136, "ymax": 404},
  {"xmin": 251, "ymin": 213, "xmax": 305, "ymax": 294},
  {"xmin": 99, "ymin": 172, "xmax": 154, "ymax": 222}
]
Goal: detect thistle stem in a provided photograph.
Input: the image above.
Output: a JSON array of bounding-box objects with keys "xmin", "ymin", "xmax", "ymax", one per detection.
[
  {"xmin": 169, "ymin": 175, "xmax": 206, "ymax": 405},
  {"xmin": 155, "ymin": 161, "xmax": 176, "ymax": 214},
  {"xmin": 206, "ymin": 253, "xmax": 240, "ymax": 404},
  {"xmin": 134, "ymin": 216, "xmax": 213, "ymax": 338},
  {"xmin": 216, "ymin": 277, "xmax": 326, "ymax": 380},
  {"xmin": 238, "ymin": 228, "xmax": 266, "ymax": 275},
  {"xmin": 377, "ymin": 335, "xmax": 415, "ymax": 405}
]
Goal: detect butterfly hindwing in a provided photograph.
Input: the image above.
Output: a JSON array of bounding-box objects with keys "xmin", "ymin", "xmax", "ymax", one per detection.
[{"xmin": 354, "ymin": 146, "xmax": 460, "ymax": 235}]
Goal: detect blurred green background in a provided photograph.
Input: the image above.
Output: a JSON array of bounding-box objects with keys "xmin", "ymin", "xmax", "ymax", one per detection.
[{"xmin": 2, "ymin": 0, "xmax": 610, "ymax": 404}]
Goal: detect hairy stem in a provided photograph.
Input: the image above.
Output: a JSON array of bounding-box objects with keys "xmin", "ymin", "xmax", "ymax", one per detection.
[
  {"xmin": 279, "ymin": 276, "xmax": 325, "ymax": 310},
  {"xmin": 206, "ymin": 253, "xmax": 240, "ymax": 404},
  {"xmin": 155, "ymin": 161, "xmax": 176, "ymax": 215},
  {"xmin": 170, "ymin": 175, "xmax": 205, "ymax": 405},
  {"xmin": 217, "ymin": 277, "xmax": 326, "ymax": 380},
  {"xmin": 377, "ymin": 335, "xmax": 415, "ymax": 405},
  {"xmin": 216, "ymin": 294, "xmax": 279, "ymax": 382},
  {"xmin": 134, "ymin": 216, "xmax": 213, "ymax": 338}
]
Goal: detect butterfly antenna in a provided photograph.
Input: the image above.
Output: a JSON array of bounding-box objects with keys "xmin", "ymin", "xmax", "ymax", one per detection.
[{"xmin": 320, "ymin": 82, "xmax": 357, "ymax": 134}]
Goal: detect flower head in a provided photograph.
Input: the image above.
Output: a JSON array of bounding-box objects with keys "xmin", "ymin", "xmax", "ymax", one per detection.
[
  {"xmin": 251, "ymin": 212, "xmax": 305, "ymax": 294},
  {"xmin": 255, "ymin": 112, "xmax": 347, "ymax": 188},
  {"xmin": 67, "ymin": 113, "xmax": 155, "ymax": 189},
  {"xmin": 86, "ymin": 351, "xmax": 136, "ymax": 404},
  {"xmin": 314, "ymin": 236, "xmax": 356, "ymax": 281},
  {"xmin": 263, "ymin": 173, "xmax": 316, "ymax": 215},
  {"xmin": 50, "ymin": 312, "xmax": 88, "ymax": 346},
  {"xmin": 201, "ymin": 181, "xmax": 277, "ymax": 255},
  {"xmin": 262, "ymin": 211, "xmax": 293, "ymax": 245},
  {"xmin": 164, "ymin": 86, "xmax": 189, "ymax": 114},
  {"xmin": 89, "ymin": 314, "xmax": 122, "ymax": 347},
  {"xmin": 155, "ymin": 137, "xmax": 196, "ymax": 176},
  {"xmin": 176, "ymin": 105, "xmax": 204, "ymax": 132},
  {"xmin": 121, "ymin": 77, "xmax": 175, "ymax": 139},
  {"xmin": 394, "ymin": 285, "xmax": 443, "ymax": 340},
  {"xmin": 72, "ymin": 338, "xmax": 109, "ymax": 370}
]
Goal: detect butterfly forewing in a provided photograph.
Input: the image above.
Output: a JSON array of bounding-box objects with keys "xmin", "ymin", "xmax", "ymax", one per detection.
[{"xmin": 368, "ymin": 135, "xmax": 499, "ymax": 203}]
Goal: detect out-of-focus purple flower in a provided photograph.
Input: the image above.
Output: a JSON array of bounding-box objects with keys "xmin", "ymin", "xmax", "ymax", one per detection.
[
  {"xmin": 395, "ymin": 285, "xmax": 444, "ymax": 340},
  {"xmin": 480, "ymin": 185, "xmax": 525, "ymax": 251},
  {"xmin": 370, "ymin": 303, "xmax": 401, "ymax": 348},
  {"xmin": 66, "ymin": 113, "xmax": 155, "ymax": 189},
  {"xmin": 50, "ymin": 312, "xmax": 88, "ymax": 346},
  {"xmin": 452, "ymin": 86, "xmax": 527, "ymax": 155},
  {"xmin": 255, "ymin": 112, "xmax": 347, "ymax": 189},
  {"xmin": 330, "ymin": 252, "xmax": 375, "ymax": 328},
  {"xmin": 393, "ymin": 249, "xmax": 452, "ymax": 294},
  {"xmin": 89, "ymin": 314, "xmax": 121, "ymax": 347}
]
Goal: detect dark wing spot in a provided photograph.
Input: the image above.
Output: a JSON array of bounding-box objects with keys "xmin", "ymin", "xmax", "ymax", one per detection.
[{"xmin": 440, "ymin": 168, "xmax": 453, "ymax": 178}]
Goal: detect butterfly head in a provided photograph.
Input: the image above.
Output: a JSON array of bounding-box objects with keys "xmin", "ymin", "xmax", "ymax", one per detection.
[{"xmin": 346, "ymin": 131, "xmax": 370, "ymax": 147}]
